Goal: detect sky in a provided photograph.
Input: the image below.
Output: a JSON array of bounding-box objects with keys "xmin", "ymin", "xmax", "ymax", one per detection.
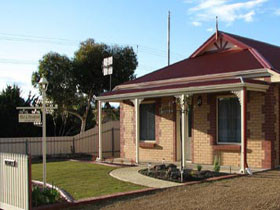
[{"xmin": 0, "ymin": 0, "xmax": 280, "ymax": 98}]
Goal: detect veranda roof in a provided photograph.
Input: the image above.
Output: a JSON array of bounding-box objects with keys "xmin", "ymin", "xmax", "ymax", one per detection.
[{"xmin": 98, "ymin": 79, "xmax": 268, "ymax": 101}]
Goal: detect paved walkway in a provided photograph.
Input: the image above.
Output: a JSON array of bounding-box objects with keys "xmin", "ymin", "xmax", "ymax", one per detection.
[{"xmin": 110, "ymin": 166, "xmax": 183, "ymax": 188}]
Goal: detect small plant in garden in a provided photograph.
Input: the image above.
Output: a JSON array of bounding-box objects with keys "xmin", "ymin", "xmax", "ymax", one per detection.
[
  {"xmin": 32, "ymin": 185, "xmax": 60, "ymax": 207},
  {"xmin": 213, "ymin": 155, "xmax": 221, "ymax": 172},
  {"xmin": 196, "ymin": 164, "xmax": 202, "ymax": 172},
  {"xmin": 190, "ymin": 170, "xmax": 195, "ymax": 176}
]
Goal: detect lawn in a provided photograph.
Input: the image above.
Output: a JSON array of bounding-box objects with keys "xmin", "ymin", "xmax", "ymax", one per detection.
[
  {"xmin": 68, "ymin": 169, "xmax": 280, "ymax": 210},
  {"xmin": 32, "ymin": 161, "xmax": 145, "ymax": 200}
]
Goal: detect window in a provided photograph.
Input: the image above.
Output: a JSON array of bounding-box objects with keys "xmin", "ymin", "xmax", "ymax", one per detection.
[
  {"xmin": 218, "ymin": 97, "xmax": 241, "ymax": 143},
  {"xmin": 140, "ymin": 103, "xmax": 155, "ymax": 141}
]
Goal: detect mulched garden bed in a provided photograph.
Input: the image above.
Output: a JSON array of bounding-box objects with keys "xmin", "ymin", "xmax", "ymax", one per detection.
[{"xmin": 139, "ymin": 164, "xmax": 229, "ymax": 183}]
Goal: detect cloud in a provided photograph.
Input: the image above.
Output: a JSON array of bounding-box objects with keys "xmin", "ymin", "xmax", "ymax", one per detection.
[
  {"xmin": 274, "ymin": 8, "xmax": 280, "ymax": 16},
  {"xmin": 187, "ymin": 0, "xmax": 268, "ymax": 25},
  {"xmin": 206, "ymin": 27, "xmax": 214, "ymax": 32},
  {"xmin": 192, "ymin": 21, "xmax": 202, "ymax": 26}
]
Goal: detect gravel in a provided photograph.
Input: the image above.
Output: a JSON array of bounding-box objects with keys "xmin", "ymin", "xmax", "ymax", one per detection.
[{"xmin": 70, "ymin": 169, "xmax": 280, "ymax": 210}]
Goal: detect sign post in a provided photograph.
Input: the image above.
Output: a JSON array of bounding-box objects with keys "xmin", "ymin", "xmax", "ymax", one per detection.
[
  {"xmin": 17, "ymin": 76, "xmax": 57, "ymax": 188},
  {"xmin": 103, "ymin": 56, "xmax": 113, "ymax": 91}
]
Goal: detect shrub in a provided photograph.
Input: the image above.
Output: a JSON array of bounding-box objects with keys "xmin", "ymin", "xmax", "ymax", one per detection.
[
  {"xmin": 213, "ymin": 156, "xmax": 220, "ymax": 172},
  {"xmin": 196, "ymin": 164, "xmax": 202, "ymax": 172},
  {"xmin": 32, "ymin": 185, "xmax": 60, "ymax": 207}
]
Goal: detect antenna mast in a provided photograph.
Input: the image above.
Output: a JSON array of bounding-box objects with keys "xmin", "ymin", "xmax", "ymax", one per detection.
[
  {"xmin": 216, "ymin": 16, "xmax": 219, "ymax": 40},
  {"xmin": 167, "ymin": 11, "xmax": 171, "ymax": 66}
]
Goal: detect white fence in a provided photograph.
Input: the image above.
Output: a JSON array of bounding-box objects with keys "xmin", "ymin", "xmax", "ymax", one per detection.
[
  {"xmin": 0, "ymin": 121, "xmax": 120, "ymax": 158},
  {"xmin": 0, "ymin": 153, "xmax": 31, "ymax": 210}
]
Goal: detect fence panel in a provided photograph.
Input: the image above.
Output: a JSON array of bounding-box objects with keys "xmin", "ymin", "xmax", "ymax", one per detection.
[
  {"xmin": 0, "ymin": 121, "xmax": 120, "ymax": 158},
  {"xmin": 0, "ymin": 152, "xmax": 31, "ymax": 210}
]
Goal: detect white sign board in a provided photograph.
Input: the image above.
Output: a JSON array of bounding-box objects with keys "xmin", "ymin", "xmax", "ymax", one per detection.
[
  {"xmin": 19, "ymin": 113, "xmax": 41, "ymax": 123},
  {"xmin": 103, "ymin": 56, "xmax": 113, "ymax": 76}
]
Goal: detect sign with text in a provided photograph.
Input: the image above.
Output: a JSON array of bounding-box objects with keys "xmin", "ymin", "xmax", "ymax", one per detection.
[
  {"xmin": 19, "ymin": 113, "xmax": 41, "ymax": 123},
  {"xmin": 4, "ymin": 159, "xmax": 16, "ymax": 167}
]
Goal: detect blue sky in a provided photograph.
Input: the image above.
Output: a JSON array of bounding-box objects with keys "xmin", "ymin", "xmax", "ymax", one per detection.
[{"xmin": 0, "ymin": 0, "xmax": 280, "ymax": 97}]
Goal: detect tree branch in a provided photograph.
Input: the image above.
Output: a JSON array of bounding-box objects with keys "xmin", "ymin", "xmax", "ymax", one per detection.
[{"xmin": 67, "ymin": 110, "xmax": 83, "ymax": 122}]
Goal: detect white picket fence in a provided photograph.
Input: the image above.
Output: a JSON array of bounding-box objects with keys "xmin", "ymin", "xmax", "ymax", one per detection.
[
  {"xmin": 0, "ymin": 121, "xmax": 120, "ymax": 158},
  {"xmin": 0, "ymin": 153, "xmax": 31, "ymax": 210}
]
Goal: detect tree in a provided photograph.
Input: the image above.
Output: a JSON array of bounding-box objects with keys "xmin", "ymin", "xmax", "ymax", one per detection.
[
  {"xmin": 32, "ymin": 39, "xmax": 138, "ymax": 133},
  {"xmin": 0, "ymin": 85, "xmax": 41, "ymax": 137}
]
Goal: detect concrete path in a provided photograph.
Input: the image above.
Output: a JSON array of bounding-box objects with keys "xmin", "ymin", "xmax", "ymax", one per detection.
[{"xmin": 110, "ymin": 166, "xmax": 183, "ymax": 188}]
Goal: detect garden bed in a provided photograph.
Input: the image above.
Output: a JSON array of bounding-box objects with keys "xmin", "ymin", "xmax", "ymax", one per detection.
[
  {"xmin": 32, "ymin": 183, "xmax": 66, "ymax": 208},
  {"xmin": 139, "ymin": 164, "xmax": 229, "ymax": 183}
]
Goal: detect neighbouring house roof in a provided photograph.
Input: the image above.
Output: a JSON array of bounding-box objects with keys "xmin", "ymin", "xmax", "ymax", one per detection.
[{"xmin": 98, "ymin": 31, "xmax": 278, "ymax": 100}]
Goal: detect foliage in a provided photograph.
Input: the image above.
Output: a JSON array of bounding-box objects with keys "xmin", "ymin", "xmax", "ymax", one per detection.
[
  {"xmin": 32, "ymin": 39, "xmax": 137, "ymax": 133},
  {"xmin": 32, "ymin": 185, "xmax": 60, "ymax": 207},
  {"xmin": 213, "ymin": 155, "xmax": 221, "ymax": 172},
  {"xmin": 32, "ymin": 161, "xmax": 144, "ymax": 200},
  {"xmin": 196, "ymin": 164, "xmax": 202, "ymax": 172},
  {"xmin": 0, "ymin": 85, "xmax": 42, "ymax": 137}
]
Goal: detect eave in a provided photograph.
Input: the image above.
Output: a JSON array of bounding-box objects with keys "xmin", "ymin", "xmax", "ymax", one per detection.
[{"xmin": 97, "ymin": 80, "xmax": 269, "ymax": 102}]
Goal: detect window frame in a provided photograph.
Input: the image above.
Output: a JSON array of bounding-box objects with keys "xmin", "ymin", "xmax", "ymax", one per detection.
[
  {"xmin": 216, "ymin": 95, "xmax": 241, "ymax": 145},
  {"xmin": 140, "ymin": 100, "xmax": 156, "ymax": 142}
]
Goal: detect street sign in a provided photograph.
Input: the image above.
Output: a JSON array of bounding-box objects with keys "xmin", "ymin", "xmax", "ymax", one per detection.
[{"xmin": 18, "ymin": 113, "xmax": 41, "ymax": 123}]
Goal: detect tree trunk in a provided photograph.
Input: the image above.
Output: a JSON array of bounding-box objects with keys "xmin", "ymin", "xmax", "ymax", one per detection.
[{"xmin": 80, "ymin": 118, "xmax": 86, "ymax": 133}]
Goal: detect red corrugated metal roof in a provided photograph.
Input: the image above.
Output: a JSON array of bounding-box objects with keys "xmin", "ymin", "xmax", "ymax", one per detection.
[
  {"xmin": 222, "ymin": 32, "xmax": 280, "ymax": 71},
  {"xmin": 99, "ymin": 31, "xmax": 278, "ymax": 98},
  {"xmin": 101, "ymin": 79, "xmax": 267, "ymax": 97},
  {"xmin": 122, "ymin": 49, "xmax": 263, "ymax": 85},
  {"xmin": 121, "ymin": 31, "xmax": 280, "ymax": 86}
]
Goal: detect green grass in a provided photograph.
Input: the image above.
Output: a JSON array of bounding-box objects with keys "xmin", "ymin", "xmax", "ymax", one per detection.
[{"xmin": 32, "ymin": 161, "xmax": 145, "ymax": 200}]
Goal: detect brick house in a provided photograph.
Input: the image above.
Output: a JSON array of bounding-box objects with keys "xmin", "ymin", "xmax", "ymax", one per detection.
[{"xmin": 96, "ymin": 31, "xmax": 280, "ymax": 173}]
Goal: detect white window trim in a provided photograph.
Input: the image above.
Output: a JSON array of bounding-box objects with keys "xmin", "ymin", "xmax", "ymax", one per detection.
[
  {"xmin": 140, "ymin": 101, "xmax": 156, "ymax": 142},
  {"xmin": 216, "ymin": 95, "xmax": 241, "ymax": 145}
]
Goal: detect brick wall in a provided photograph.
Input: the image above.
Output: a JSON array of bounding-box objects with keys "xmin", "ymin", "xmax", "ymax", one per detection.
[
  {"xmin": 120, "ymin": 97, "xmax": 176, "ymax": 162},
  {"xmin": 120, "ymin": 85, "xmax": 280, "ymax": 169},
  {"xmin": 247, "ymin": 91, "xmax": 265, "ymax": 168},
  {"xmin": 193, "ymin": 93, "xmax": 241, "ymax": 166},
  {"xmin": 261, "ymin": 84, "xmax": 279, "ymax": 168},
  {"xmin": 120, "ymin": 100, "xmax": 135, "ymax": 159},
  {"xmin": 193, "ymin": 94, "xmax": 213, "ymax": 164},
  {"xmin": 192, "ymin": 89, "xmax": 279, "ymax": 169}
]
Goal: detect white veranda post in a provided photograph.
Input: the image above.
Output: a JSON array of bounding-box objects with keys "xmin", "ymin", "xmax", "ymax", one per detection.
[
  {"xmin": 98, "ymin": 100, "xmax": 103, "ymax": 161},
  {"xmin": 232, "ymin": 89, "xmax": 245, "ymax": 173},
  {"xmin": 180, "ymin": 94, "xmax": 186, "ymax": 168},
  {"xmin": 177, "ymin": 94, "xmax": 191, "ymax": 169}
]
